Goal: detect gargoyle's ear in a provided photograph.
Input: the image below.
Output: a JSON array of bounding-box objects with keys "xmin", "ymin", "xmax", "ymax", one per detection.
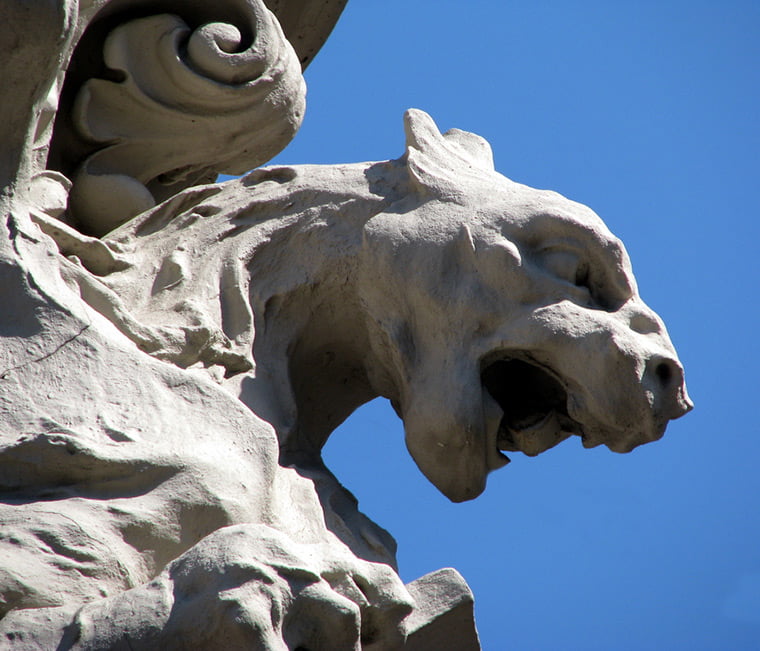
[{"xmin": 404, "ymin": 108, "xmax": 495, "ymax": 199}]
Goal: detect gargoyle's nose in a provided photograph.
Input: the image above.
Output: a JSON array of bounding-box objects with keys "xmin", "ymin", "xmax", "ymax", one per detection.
[
  {"xmin": 627, "ymin": 304, "xmax": 664, "ymax": 336},
  {"xmin": 644, "ymin": 355, "xmax": 693, "ymax": 420}
]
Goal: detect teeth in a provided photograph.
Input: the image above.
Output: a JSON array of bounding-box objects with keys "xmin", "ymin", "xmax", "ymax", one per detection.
[
  {"xmin": 557, "ymin": 413, "xmax": 582, "ymax": 435},
  {"xmin": 485, "ymin": 390, "xmax": 585, "ymax": 459},
  {"xmin": 510, "ymin": 410, "xmax": 551, "ymax": 431},
  {"xmin": 581, "ymin": 434, "xmax": 603, "ymax": 449},
  {"xmin": 510, "ymin": 411, "xmax": 563, "ymax": 457},
  {"xmin": 484, "ymin": 390, "xmax": 513, "ymax": 469},
  {"xmin": 497, "ymin": 429, "xmax": 518, "ymax": 451}
]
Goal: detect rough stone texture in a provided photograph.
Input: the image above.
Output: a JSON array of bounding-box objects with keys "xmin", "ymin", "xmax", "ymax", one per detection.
[
  {"xmin": 403, "ymin": 569, "xmax": 479, "ymax": 651},
  {"xmin": 51, "ymin": 1, "xmax": 307, "ymax": 236},
  {"xmin": 0, "ymin": 2, "xmax": 691, "ymax": 648}
]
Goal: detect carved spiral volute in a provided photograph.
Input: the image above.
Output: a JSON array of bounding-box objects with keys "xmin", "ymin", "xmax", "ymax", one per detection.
[{"xmin": 51, "ymin": 0, "xmax": 306, "ymax": 236}]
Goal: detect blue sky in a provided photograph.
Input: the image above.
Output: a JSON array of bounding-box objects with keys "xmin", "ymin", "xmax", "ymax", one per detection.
[{"xmin": 267, "ymin": 3, "xmax": 760, "ymax": 649}]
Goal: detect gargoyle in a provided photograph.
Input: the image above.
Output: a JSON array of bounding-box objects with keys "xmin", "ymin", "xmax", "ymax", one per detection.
[
  {"xmin": 88, "ymin": 107, "xmax": 693, "ymax": 501},
  {"xmin": 0, "ymin": 108, "xmax": 690, "ymax": 647},
  {"xmin": 0, "ymin": 111, "xmax": 690, "ymax": 649}
]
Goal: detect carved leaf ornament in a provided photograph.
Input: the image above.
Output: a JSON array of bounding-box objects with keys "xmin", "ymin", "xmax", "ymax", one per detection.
[{"xmin": 67, "ymin": 0, "xmax": 305, "ymax": 236}]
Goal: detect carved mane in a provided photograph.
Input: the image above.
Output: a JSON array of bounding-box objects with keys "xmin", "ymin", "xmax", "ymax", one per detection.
[{"xmin": 69, "ymin": 109, "xmax": 495, "ymax": 365}]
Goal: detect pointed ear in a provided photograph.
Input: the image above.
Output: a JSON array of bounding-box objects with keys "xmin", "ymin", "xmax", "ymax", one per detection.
[
  {"xmin": 442, "ymin": 128, "xmax": 495, "ymax": 171},
  {"xmin": 403, "ymin": 109, "xmax": 495, "ymax": 199}
]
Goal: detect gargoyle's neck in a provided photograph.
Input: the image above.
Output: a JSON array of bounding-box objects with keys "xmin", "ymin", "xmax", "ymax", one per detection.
[
  {"xmin": 232, "ymin": 162, "xmax": 412, "ymax": 465},
  {"xmin": 105, "ymin": 160, "xmax": 410, "ymax": 463},
  {"xmin": 239, "ymin": 207, "xmax": 390, "ymax": 465}
]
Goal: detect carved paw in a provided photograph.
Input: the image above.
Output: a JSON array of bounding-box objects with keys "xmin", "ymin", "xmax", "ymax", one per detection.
[{"xmin": 60, "ymin": 524, "xmax": 412, "ymax": 650}]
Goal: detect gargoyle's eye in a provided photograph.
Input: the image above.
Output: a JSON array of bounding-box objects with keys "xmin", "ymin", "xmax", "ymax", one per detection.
[{"xmin": 540, "ymin": 248, "xmax": 589, "ymax": 289}]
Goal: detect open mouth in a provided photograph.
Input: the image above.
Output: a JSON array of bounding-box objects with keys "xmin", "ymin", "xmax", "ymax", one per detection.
[{"xmin": 481, "ymin": 358, "xmax": 585, "ymax": 457}]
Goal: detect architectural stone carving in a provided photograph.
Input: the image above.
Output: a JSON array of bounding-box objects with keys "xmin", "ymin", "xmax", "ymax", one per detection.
[
  {"xmin": 53, "ymin": 2, "xmax": 306, "ymax": 235},
  {"xmin": 0, "ymin": 2, "xmax": 691, "ymax": 648}
]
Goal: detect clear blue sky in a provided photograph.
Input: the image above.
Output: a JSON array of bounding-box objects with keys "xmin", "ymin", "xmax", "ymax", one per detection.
[{"xmin": 266, "ymin": 3, "xmax": 760, "ymax": 649}]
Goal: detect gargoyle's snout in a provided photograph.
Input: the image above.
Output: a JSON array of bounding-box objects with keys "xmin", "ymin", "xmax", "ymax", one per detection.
[
  {"xmin": 616, "ymin": 298, "xmax": 693, "ymax": 422},
  {"xmin": 643, "ymin": 354, "xmax": 693, "ymax": 422}
]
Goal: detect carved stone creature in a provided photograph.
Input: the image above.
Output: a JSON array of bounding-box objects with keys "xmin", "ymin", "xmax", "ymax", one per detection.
[
  {"xmin": 82, "ymin": 107, "xmax": 692, "ymax": 500},
  {"xmin": 0, "ymin": 109, "xmax": 690, "ymax": 647}
]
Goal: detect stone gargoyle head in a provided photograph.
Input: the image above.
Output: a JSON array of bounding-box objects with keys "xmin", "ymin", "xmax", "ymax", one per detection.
[
  {"xmin": 86, "ymin": 109, "xmax": 692, "ymax": 507},
  {"xmin": 355, "ymin": 109, "xmax": 692, "ymax": 502}
]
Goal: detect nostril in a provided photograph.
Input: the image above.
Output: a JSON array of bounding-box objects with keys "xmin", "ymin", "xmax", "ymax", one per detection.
[
  {"xmin": 655, "ymin": 361, "xmax": 672, "ymax": 387},
  {"xmin": 645, "ymin": 356, "xmax": 692, "ymax": 419}
]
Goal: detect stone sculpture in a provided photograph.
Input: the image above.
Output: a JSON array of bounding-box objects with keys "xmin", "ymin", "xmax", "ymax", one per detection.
[{"xmin": 0, "ymin": 1, "xmax": 691, "ymax": 648}]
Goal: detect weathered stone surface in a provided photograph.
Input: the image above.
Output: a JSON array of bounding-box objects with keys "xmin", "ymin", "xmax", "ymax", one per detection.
[
  {"xmin": 0, "ymin": 107, "xmax": 690, "ymax": 646},
  {"xmin": 0, "ymin": 2, "xmax": 691, "ymax": 647},
  {"xmin": 53, "ymin": 1, "xmax": 307, "ymax": 236},
  {"xmin": 403, "ymin": 568, "xmax": 480, "ymax": 651}
]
